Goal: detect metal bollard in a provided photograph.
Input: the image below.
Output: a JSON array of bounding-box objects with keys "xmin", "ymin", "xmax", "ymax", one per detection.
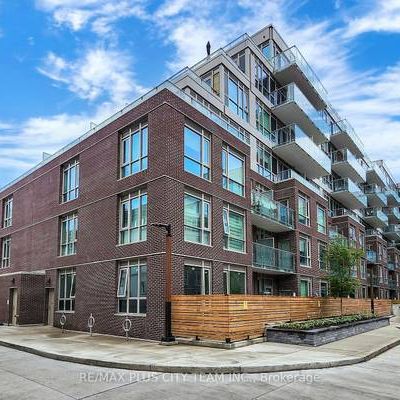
[
  {"xmin": 60, "ymin": 313, "xmax": 67, "ymax": 334},
  {"xmin": 88, "ymin": 313, "xmax": 95, "ymax": 336},
  {"xmin": 123, "ymin": 318, "xmax": 132, "ymax": 341}
]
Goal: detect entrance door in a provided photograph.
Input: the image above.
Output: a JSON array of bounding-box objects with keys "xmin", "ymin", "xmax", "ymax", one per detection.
[
  {"xmin": 11, "ymin": 289, "xmax": 18, "ymax": 325},
  {"xmin": 300, "ymin": 280, "xmax": 310, "ymax": 297},
  {"xmin": 258, "ymin": 277, "xmax": 273, "ymax": 295},
  {"xmin": 47, "ymin": 289, "xmax": 55, "ymax": 326}
]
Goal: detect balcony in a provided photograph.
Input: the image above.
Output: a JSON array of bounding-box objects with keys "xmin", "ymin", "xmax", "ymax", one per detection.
[
  {"xmin": 330, "ymin": 208, "xmax": 363, "ymax": 224},
  {"xmin": 269, "ymin": 46, "xmax": 328, "ymax": 110},
  {"xmin": 388, "ymin": 280, "xmax": 397, "ymax": 290},
  {"xmin": 330, "ymin": 119, "xmax": 364, "ymax": 159},
  {"xmin": 270, "ymin": 84, "xmax": 330, "ymax": 144},
  {"xmin": 387, "ymin": 261, "xmax": 397, "ymax": 271},
  {"xmin": 366, "ymin": 250, "xmax": 378, "ymax": 264},
  {"xmin": 383, "ymin": 207, "xmax": 400, "ymax": 224},
  {"xmin": 364, "ymin": 184, "xmax": 387, "ymax": 207},
  {"xmin": 368, "ymin": 276, "xmax": 380, "ymax": 286},
  {"xmin": 386, "ymin": 189, "xmax": 400, "ymax": 206},
  {"xmin": 331, "ymin": 178, "xmax": 368, "ymax": 210},
  {"xmin": 272, "ymin": 124, "xmax": 331, "ymax": 178},
  {"xmin": 328, "ymin": 228, "xmax": 348, "ymax": 245},
  {"xmin": 383, "ymin": 225, "xmax": 400, "ymax": 241},
  {"xmin": 274, "ymin": 169, "xmax": 325, "ymax": 198},
  {"xmin": 362, "ymin": 208, "xmax": 388, "ymax": 229},
  {"xmin": 331, "ymin": 149, "xmax": 366, "ymax": 183},
  {"xmin": 253, "ymin": 242, "xmax": 295, "ymax": 274},
  {"xmin": 251, "ymin": 190, "xmax": 294, "ymax": 232},
  {"xmin": 366, "ymin": 162, "xmax": 387, "ymax": 187},
  {"xmin": 365, "ymin": 228, "xmax": 383, "ymax": 239}
]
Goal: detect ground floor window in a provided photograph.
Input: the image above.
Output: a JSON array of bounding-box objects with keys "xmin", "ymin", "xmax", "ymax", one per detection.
[
  {"xmin": 362, "ymin": 286, "xmax": 367, "ymax": 298},
  {"xmin": 223, "ymin": 266, "xmax": 246, "ymax": 294},
  {"xmin": 257, "ymin": 276, "xmax": 273, "ymax": 295},
  {"xmin": 184, "ymin": 260, "xmax": 211, "ymax": 295},
  {"xmin": 320, "ymin": 281, "xmax": 328, "ymax": 297},
  {"xmin": 300, "ymin": 278, "xmax": 311, "ymax": 297},
  {"xmin": 58, "ymin": 269, "xmax": 76, "ymax": 311},
  {"xmin": 117, "ymin": 259, "xmax": 147, "ymax": 314}
]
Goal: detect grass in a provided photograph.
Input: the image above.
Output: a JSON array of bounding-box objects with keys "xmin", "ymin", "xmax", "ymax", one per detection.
[{"xmin": 275, "ymin": 313, "xmax": 377, "ymax": 331}]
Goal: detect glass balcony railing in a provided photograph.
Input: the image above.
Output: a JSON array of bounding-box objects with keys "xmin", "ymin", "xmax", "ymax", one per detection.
[
  {"xmin": 384, "ymin": 225, "xmax": 400, "ymax": 236},
  {"xmin": 331, "ymin": 149, "xmax": 366, "ymax": 179},
  {"xmin": 365, "ymin": 228, "xmax": 383, "ymax": 238},
  {"xmin": 363, "ymin": 207, "xmax": 388, "ymax": 223},
  {"xmin": 270, "ymin": 83, "xmax": 331, "ymax": 139},
  {"xmin": 275, "ymin": 169, "xmax": 324, "ymax": 197},
  {"xmin": 386, "ymin": 188, "xmax": 400, "ymax": 204},
  {"xmin": 251, "ymin": 190, "xmax": 294, "ymax": 228},
  {"xmin": 383, "ymin": 207, "xmax": 400, "ymax": 220},
  {"xmin": 331, "ymin": 118, "xmax": 365, "ymax": 155},
  {"xmin": 269, "ymin": 45, "xmax": 328, "ymax": 104},
  {"xmin": 332, "ymin": 178, "xmax": 368, "ymax": 206},
  {"xmin": 328, "ymin": 228, "xmax": 348, "ymax": 245},
  {"xmin": 272, "ymin": 124, "xmax": 331, "ymax": 172},
  {"xmin": 387, "ymin": 262, "xmax": 397, "ymax": 271},
  {"xmin": 330, "ymin": 208, "xmax": 363, "ymax": 224},
  {"xmin": 253, "ymin": 242, "xmax": 295, "ymax": 273},
  {"xmin": 364, "ymin": 184, "xmax": 387, "ymax": 202},
  {"xmin": 367, "ymin": 250, "xmax": 377, "ymax": 263}
]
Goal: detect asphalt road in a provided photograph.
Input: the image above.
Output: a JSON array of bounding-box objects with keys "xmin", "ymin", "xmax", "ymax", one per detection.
[{"xmin": 0, "ymin": 344, "xmax": 399, "ymax": 400}]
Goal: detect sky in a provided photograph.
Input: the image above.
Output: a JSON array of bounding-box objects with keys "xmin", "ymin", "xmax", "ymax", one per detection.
[{"xmin": 1, "ymin": 0, "xmax": 400, "ymax": 188}]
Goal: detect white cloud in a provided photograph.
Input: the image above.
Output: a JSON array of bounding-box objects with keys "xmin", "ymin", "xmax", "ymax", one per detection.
[
  {"xmin": 344, "ymin": 0, "xmax": 400, "ymax": 38},
  {"xmin": 37, "ymin": 48, "xmax": 147, "ymax": 104},
  {"xmin": 35, "ymin": 0, "xmax": 147, "ymax": 35}
]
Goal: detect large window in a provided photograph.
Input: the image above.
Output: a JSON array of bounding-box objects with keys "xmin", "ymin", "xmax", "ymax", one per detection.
[
  {"xmin": 256, "ymin": 141, "xmax": 274, "ymax": 180},
  {"xmin": 298, "ymin": 194, "xmax": 310, "ymax": 226},
  {"xmin": 224, "ymin": 71, "xmax": 249, "ymax": 121},
  {"xmin": 317, "ymin": 206, "xmax": 326, "ymax": 234},
  {"xmin": 231, "ymin": 50, "xmax": 246, "ymax": 73},
  {"xmin": 60, "ymin": 213, "xmax": 78, "ymax": 256},
  {"xmin": 224, "ymin": 266, "xmax": 246, "ymax": 294},
  {"xmin": 2, "ymin": 196, "xmax": 13, "ymax": 228},
  {"xmin": 299, "ymin": 236, "xmax": 311, "ymax": 267},
  {"xmin": 320, "ymin": 281, "xmax": 328, "ymax": 297},
  {"xmin": 222, "ymin": 145, "xmax": 245, "ymax": 196},
  {"xmin": 223, "ymin": 204, "xmax": 245, "ymax": 253},
  {"xmin": 119, "ymin": 190, "xmax": 147, "ymax": 245},
  {"xmin": 202, "ymin": 68, "xmax": 220, "ymax": 95},
  {"xmin": 300, "ymin": 278, "xmax": 311, "ymax": 297},
  {"xmin": 62, "ymin": 159, "xmax": 79, "ymax": 203},
  {"xmin": 349, "ymin": 226, "xmax": 356, "ymax": 248},
  {"xmin": 184, "ymin": 125, "xmax": 211, "ymax": 180},
  {"xmin": 360, "ymin": 259, "xmax": 366, "ymax": 279},
  {"xmin": 254, "ymin": 56, "xmax": 277, "ymax": 101},
  {"xmin": 120, "ymin": 123, "xmax": 148, "ymax": 178},
  {"xmin": 184, "ymin": 260, "xmax": 211, "ymax": 295},
  {"xmin": 117, "ymin": 259, "xmax": 147, "ymax": 314},
  {"xmin": 1, "ymin": 236, "xmax": 11, "ymax": 268},
  {"xmin": 58, "ymin": 269, "xmax": 76, "ymax": 311},
  {"xmin": 184, "ymin": 192, "xmax": 211, "ymax": 245},
  {"xmin": 255, "ymin": 98, "xmax": 272, "ymax": 140},
  {"xmin": 318, "ymin": 241, "xmax": 327, "ymax": 270}
]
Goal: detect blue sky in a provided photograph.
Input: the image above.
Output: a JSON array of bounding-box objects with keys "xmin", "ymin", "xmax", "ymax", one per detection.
[{"xmin": 1, "ymin": 0, "xmax": 400, "ymax": 187}]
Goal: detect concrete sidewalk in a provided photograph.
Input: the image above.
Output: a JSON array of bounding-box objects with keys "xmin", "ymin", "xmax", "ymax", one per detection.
[{"xmin": 0, "ymin": 319, "xmax": 399, "ymax": 374}]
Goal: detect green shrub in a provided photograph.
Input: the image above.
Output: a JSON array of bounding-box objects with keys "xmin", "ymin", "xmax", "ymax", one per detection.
[{"xmin": 275, "ymin": 313, "xmax": 376, "ymax": 330}]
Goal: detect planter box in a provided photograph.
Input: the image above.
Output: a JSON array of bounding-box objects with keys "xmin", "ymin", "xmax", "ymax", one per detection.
[{"xmin": 266, "ymin": 316, "xmax": 390, "ymax": 346}]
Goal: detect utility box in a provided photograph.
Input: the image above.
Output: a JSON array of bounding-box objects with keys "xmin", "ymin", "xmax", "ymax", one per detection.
[{"xmin": 392, "ymin": 304, "xmax": 400, "ymax": 316}]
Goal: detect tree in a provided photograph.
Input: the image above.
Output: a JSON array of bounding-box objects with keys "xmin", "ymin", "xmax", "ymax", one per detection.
[{"xmin": 326, "ymin": 239, "xmax": 363, "ymax": 304}]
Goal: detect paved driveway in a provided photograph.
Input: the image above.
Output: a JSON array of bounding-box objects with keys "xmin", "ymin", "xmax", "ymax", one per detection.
[{"xmin": 0, "ymin": 344, "xmax": 399, "ymax": 399}]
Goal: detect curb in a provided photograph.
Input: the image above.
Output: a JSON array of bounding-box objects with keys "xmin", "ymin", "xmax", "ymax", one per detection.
[{"xmin": 0, "ymin": 338, "xmax": 399, "ymax": 374}]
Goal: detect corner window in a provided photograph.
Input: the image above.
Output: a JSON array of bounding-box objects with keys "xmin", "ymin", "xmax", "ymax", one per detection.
[
  {"xmin": 202, "ymin": 68, "xmax": 220, "ymax": 95},
  {"xmin": 255, "ymin": 99, "xmax": 272, "ymax": 140},
  {"xmin": 58, "ymin": 269, "xmax": 76, "ymax": 311},
  {"xmin": 120, "ymin": 123, "xmax": 148, "ymax": 178},
  {"xmin": 117, "ymin": 259, "xmax": 147, "ymax": 314},
  {"xmin": 184, "ymin": 126, "xmax": 210, "ymax": 180},
  {"xmin": 184, "ymin": 192, "xmax": 211, "ymax": 245},
  {"xmin": 184, "ymin": 260, "xmax": 211, "ymax": 295},
  {"xmin": 223, "ymin": 204, "xmax": 245, "ymax": 253},
  {"xmin": 222, "ymin": 145, "xmax": 245, "ymax": 196},
  {"xmin": 2, "ymin": 196, "xmax": 13, "ymax": 228},
  {"xmin": 317, "ymin": 206, "xmax": 326, "ymax": 234},
  {"xmin": 223, "ymin": 266, "xmax": 246, "ymax": 294},
  {"xmin": 299, "ymin": 236, "xmax": 311, "ymax": 267},
  {"xmin": 256, "ymin": 141, "xmax": 274, "ymax": 180},
  {"xmin": 1, "ymin": 236, "xmax": 11, "ymax": 268},
  {"xmin": 298, "ymin": 194, "xmax": 310, "ymax": 226},
  {"xmin": 231, "ymin": 50, "xmax": 246, "ymax": 73},
  {"xmin": 62, "ymin": 159, "xmax": 79, "ymax": 203},
  {"xmin": 119, "ymin": 190, "xmax": 147, "ymax": 245},
  {"xmin": 349, "ymin": 226, "xmax": 356, "ymax": 247},
  {"xmin": 60, "ymin": 213, "xmax": 78, "ymax": 256}
]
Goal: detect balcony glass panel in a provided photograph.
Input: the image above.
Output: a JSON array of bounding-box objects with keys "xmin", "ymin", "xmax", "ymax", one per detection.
[
  {"xmin": 331, "ymin": 149, "xmax": 366, "ymax": 180},
  {"xmin": 270, "ymin": 84, "xmax": 330, "ymax": 139},
  {"xmin": 272, "ymin": 124, "xmax": 331, "ymax": 172},
  {"xmin": 253, "ymin": 242, "xmax": 295, "ymax": 273},
  {"xmin": 251, "ymin": 191, "xmax": 294, "ymax": 228},
  {"xmin": 366, "ymin": 250, "xmax": 377, "ymax": 263}
]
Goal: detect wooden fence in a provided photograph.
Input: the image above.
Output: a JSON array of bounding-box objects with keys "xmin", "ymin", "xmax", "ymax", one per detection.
[{"xmin": 171, "ymin": 295, "xmax": 393, "ymax": 342}]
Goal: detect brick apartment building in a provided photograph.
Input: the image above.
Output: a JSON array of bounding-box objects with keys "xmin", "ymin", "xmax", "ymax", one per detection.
[{"xmin": 0, "ymin": 25, "xmax": 399, "ymax": 340}]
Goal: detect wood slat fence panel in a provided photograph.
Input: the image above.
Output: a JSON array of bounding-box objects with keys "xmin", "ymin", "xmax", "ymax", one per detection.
[{"xmin": 172, "ymin": 295, "xmax": 393, "ymax": 342}]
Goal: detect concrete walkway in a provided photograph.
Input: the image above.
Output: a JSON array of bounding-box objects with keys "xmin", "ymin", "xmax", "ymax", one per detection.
[{"xmin": 0, "ymin": 319, "xmax": 399, "ymax": 374}]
